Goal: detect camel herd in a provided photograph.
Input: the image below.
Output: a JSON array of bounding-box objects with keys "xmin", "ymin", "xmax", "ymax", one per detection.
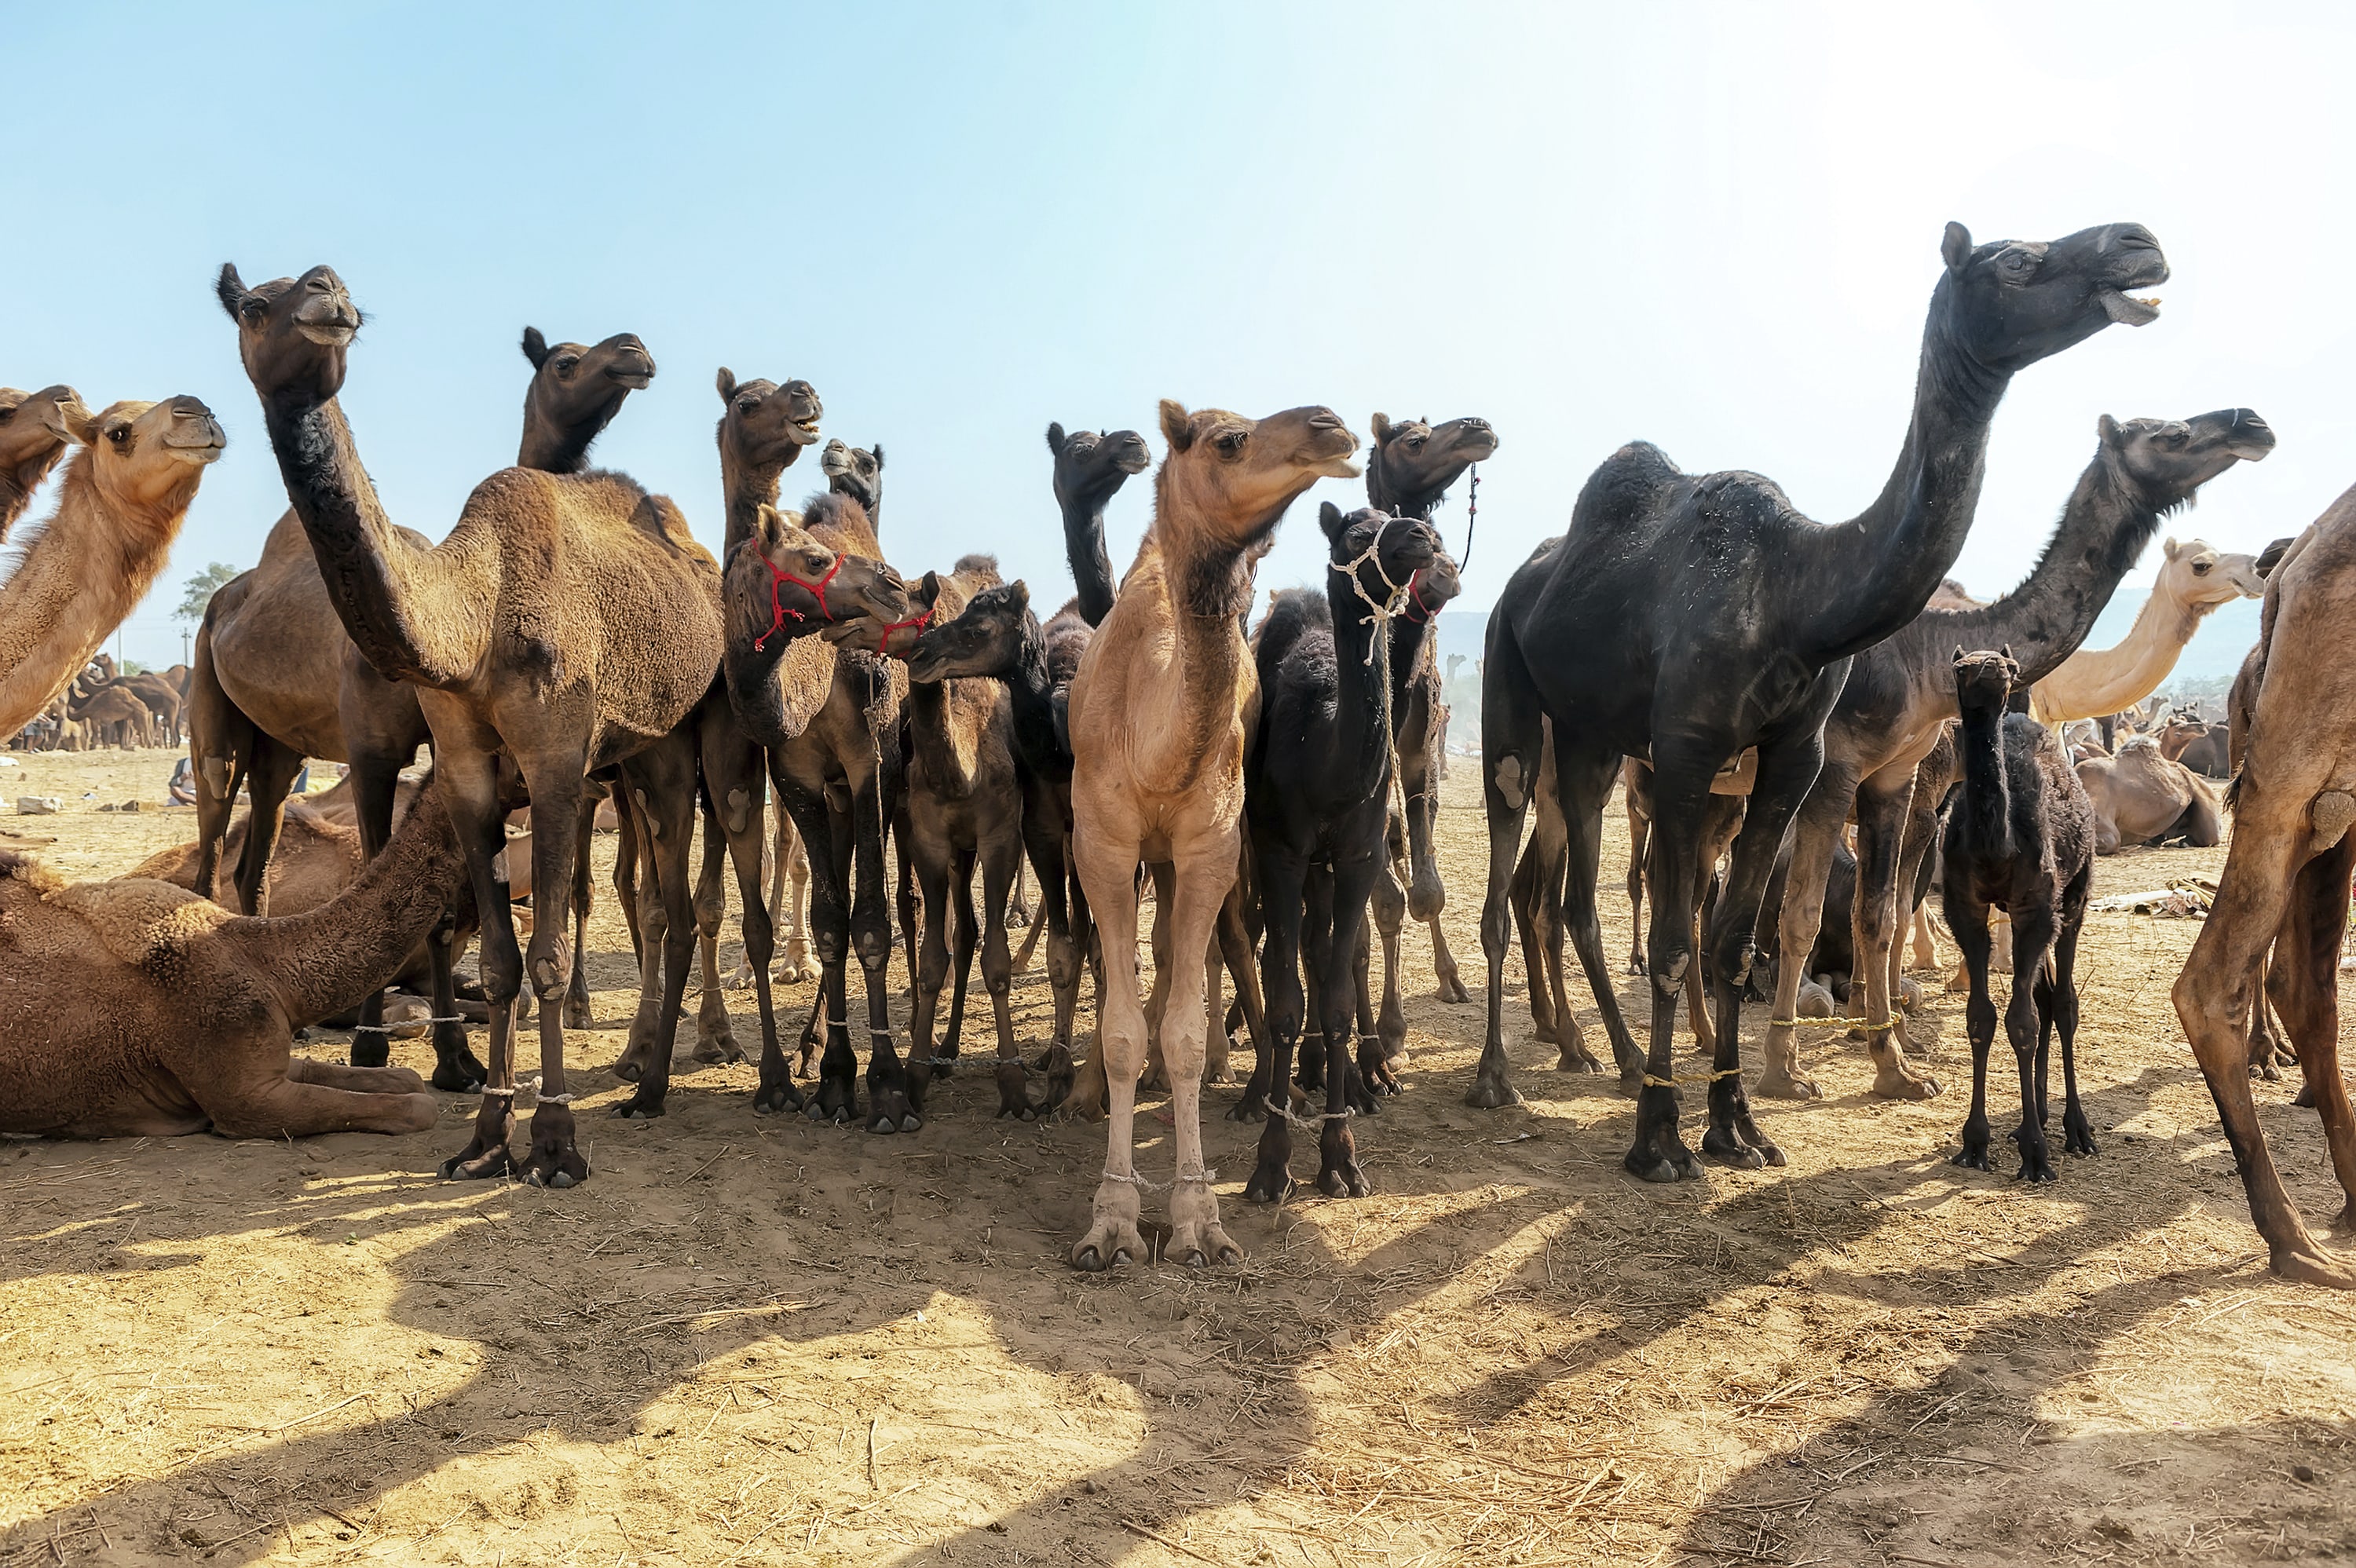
[{"xmin": 3, "ymin": 222, "xmax": 2355, "ymax": 1289}]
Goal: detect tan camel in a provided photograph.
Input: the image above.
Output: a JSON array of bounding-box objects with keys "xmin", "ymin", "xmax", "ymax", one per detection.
[
  {"xmin": 0, "ymin": 385, "xmax": 85, "ymax": 541},
  {"xmin": 66, "ymin": 683, "xmax": 155, "ymax": 747},
  {"xmin": 0, "ymin": 784, "xmax": 460, "ymax": 1140},
  {"xmin": 0, "ymin": 397, "xmax": 225, "ymax": 738},
  {"xmin": 2174, "ymin": 484, "xmax": 2356, "ymax": 1288},
  {"xmin": 2075, "ymin": 735, "xmax": 2221, "ymax": 853},
  {"xmin": 222, "ymin": 261, "xmax": 723, "ymax": 1187},
  {"xmin": 1064, "ymin": 400, "xmax": 1359, "ymax": 1271},
  {"xmin": 2027, "ymin": 537, "xmax": 2263, "ymax": 722}
]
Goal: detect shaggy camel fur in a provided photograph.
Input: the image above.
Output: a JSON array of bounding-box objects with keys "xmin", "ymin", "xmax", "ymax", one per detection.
[
  {"xmin": 0, "ymin": 784, "xmax": 461, "ymax": 1140},
  {"xmin": 0, "ymin": 397, "xmax": 225, "ymax": 739},
  {"xmin": 192, "ymin": 323, "xmax": 656, "ymax": 1092},
  {"xmin": 1479, "ymin": 220, "xmax": 2166, "ymax": 1183},
  {"xmin": 0, "ymin": 385, "xmax": 83, "ymax": 542},
  {"xmin": 2175, "ymin": 486, "xmax": 2356, "ymax": 1288},
  {"xmin": 1944, "ymin": 650, "xmax": 2097, "ymax": 1182},
  {"xmin": 2027, "ymin": 536, "xmax": 2265, "ymax": 722},
  {"xmin": 1064, "ymin": 400, "xmax": 1360, "ymax": 1272},
  {"xmin": 2076, "ymin": 736, "xmax": 2221, "ymax": 853},
  {"xmin": 225, "ymin": 261, "xmax": 721, "ymax": 1187}
]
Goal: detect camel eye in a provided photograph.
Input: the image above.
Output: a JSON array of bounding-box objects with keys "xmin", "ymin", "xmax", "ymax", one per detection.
[
  {"xmin": 2191, "ymin": 561, "xmax": 2211, "ymax": 575},
  {"xmin": 1405, "ymin": 434, "xmax": 1425, "ymax": 448},
  {"xmin": 1999, "ymin": 249, "xmax": 2035, "ymax": 276},
  {"xmin": 106, "ymin": 426, "xmax": 129, "ymax": 445},
  {"xmin": 555, "ymin": 356, "xmax": 580, "ymax": 375},
  {"xmin": 1216, "ymin": 431, "xmax": 1246, "ymax": 456}
]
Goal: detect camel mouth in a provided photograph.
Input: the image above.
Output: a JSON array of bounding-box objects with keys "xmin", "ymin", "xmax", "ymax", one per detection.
[
  {"xmin": 788, "ymin": 418, "xmax": 823, "ymax": 445},
  {"xmin": 1315, "ymin": 456, "xmax": 1365, "ymax": 480},
  {"xmin": 606, "ymin": 368, "xmax": 655, "ymax": 390},
  {"xmin": 166, "ymin": 437, "xmax": 228, "ymax": 465},
  {"xmin": 2099, "ymin": 289, "xmax": 2162, "ymax": 327},
  {"xmin": 297, "ymin": 320, "xmax": 358, "ymax": 348}
]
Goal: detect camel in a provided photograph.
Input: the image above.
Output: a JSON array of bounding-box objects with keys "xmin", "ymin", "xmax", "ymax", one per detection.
[
  {"xmin": 2076, "ymin": 736, "xmax": 2221, "ymax": 853},
  {"xmin": 1754, "ymin": 408, "xmax": 2269, "ymax": 1102},
  {"xmin": 1476, "ymin": 218, "xmax": 2167, "ymax": 1183},
  {"xmin": 1362, "ymin": 411, "xmax": 1495, "ymax": 1036},
  {"xmin": 1943, "ymin": 649, "xmax": 2097, "ymax": 1182},
  {"xmin": 67, "ymin": 682, "xmax": 155, "ymax": 747},
  {"xmin": 820, "ymin": 438, "xmax": 884, "ymax": 521},
  {"xmin": 223, "ymin": 261, "xmax": 723, "ymax": 1188},
  {"xmin": 0, "ymin": 397, "xmax": 225, "ymax": 739},
  {"xmin": 2175, "ymin": 484, "xmax": 2356, "ymax": 1288},
  {"xmin": 0, "ymin": 782, "xmax": 461, "ymax": 1140},
  {"xmin": 191, "ymin": 323, "xmax": 657, "ymax": 1091},
  {"xmin": 2157, "ymin": 711, "xmax": 2231, "ymax": 778},
  {"xmin": 2026, "ymin": 536, "xmax": 2266, "ymax": 722},
  {"xmin": 0, "ymin": 385, "xmax": 84, "ymax": 542},
  {"xmin": 1239, "ymin": 505, "xmax": 1447, "ymax": 1201},
  {"xmin": 1064, "ymin": 399, "xmax": 1360, "ymax": 1271}
]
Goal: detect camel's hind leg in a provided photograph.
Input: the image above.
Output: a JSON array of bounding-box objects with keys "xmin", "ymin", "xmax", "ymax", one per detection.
[
  {"xmin": 609, "ymin": 734, "xmax": 699, "ymax": 1124},
  {"xmin": 1853, "ymin": 773, "xmax": 1941, "ymax": 1099},
  {"xmin": 207, "ymin": 1060, "xmax": 438, "ymax": 1139},
  {"xmin": 690, "ymin": 782, "xmax": 743, "ymax": 1065},
  {"xmin": 565, "ymin": 790, "xmax": 597, "ymax": 1029},
  {"xmin": 2268, "ymin": 833, "xmax": 2356, "ymax": 1232}
]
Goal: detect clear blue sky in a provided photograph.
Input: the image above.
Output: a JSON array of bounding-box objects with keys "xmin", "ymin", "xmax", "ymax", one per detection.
[{"xmin": 8, "ymin": 2, "xmax": 2353, "ymax": 674}]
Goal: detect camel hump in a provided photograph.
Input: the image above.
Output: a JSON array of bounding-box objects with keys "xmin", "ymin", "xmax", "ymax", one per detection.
[
  {"xmin": 47, "ymin": 875, "xmax": 233, "ymax": 972},
  {"xmin": 1571, "ymin": 442, "xmax": 1684, "ymax": 535}
]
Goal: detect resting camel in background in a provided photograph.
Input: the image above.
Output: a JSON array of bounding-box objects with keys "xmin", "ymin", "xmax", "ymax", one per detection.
[
  {"xmin": 2175, "ymin": 483, "xmax": 2356, "ymax": 1290},
  {"xmin": 1064, "ymin": 399, "xmax": 1361, "ymax": 1271}
]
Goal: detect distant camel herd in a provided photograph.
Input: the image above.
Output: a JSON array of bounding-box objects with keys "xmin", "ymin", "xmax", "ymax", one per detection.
[{"xmin": 3, "ymin": 220, "xmax": 2355, "ymax": 1290}]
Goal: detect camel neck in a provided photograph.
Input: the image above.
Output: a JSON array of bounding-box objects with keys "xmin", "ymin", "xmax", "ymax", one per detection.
[
  {"xmin": 258, "ymin": 391, "xmax": 479, "ymax": 689},
  {"xmin": 1915, "ymin": 458, "xmax": 2159, "ymax": 689},
  {"xmin": 998, "ymin": 619, "xmax": 1067, "ymax": 778},
  {"xmin": 1, "ymin": 448, "xmax": 64, "ymax": 543},
  {"xmin": 518, "ymin": 415, "xmax": 608, "ymax": 477},
  {"xmin": 1326, "ymin": 563, "xmax": 1399, "ymax": 798},
  {"xmin": 1955, "ymin": 698, "xmax": 2014, "ymax": 861},
  {"xmin": 1386, "ymin": 612, "xmax": 1437, "ymax": 737},
  {"xmin": 2029, "ymin": 568, "xmax": 2217, "ymax": 724},
  {"xmin": 1806, "ymin": 300, "xmax": 2012, "ymax": 662},
  {"xmin": 1366, "ymin": 461, "xmax": 1465, "ymax": 524},
  {"xmin": 1062, "ymin": 495, "xmax": 1119, "ymax": 628},
  {"xmin": 904, "ymin": 678, "xmax": 973, "ymax": 796},
  {"xmin": 719, "ymin": 448, "xmax": 783, "ymax": 561}
]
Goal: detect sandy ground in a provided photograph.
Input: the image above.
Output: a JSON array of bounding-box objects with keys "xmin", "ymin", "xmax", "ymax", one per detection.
[{"xmin": 4, "ymin": 745, "xmax": 2354, "ymax": 1567}]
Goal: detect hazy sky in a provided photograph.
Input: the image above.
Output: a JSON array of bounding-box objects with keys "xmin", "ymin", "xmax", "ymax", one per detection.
[{"xmin": 8, "ymin": 2, "xmax": 2353, "ymax": 674}]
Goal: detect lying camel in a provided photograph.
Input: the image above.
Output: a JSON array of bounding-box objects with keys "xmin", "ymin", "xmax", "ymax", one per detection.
[
  {"xmin": 0, "ymin": 783, "xmax": 462, "ymax": 1139},
  {"xmin": 2076, "ymin": 735, "xmax": 2220, "ymax": 853},
  {"xmin": 2157, "ymin": 712, "xmax": 2231, "ymax": 778}
]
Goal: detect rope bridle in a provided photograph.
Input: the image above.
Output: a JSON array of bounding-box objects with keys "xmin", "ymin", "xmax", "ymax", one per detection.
[
  {"xmin": 1461, "ymin": 462, "xmax": 1480, "ymax": 570},
  {"xmin": 752, "ymin": 547, "xmax": 842, "ymax": 651},
  {"xmin": 876, "ymin": 603, "xmax": 934, "ymax": 656}
]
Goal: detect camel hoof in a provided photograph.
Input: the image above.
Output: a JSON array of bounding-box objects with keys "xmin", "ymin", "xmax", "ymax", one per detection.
[
  {"xmin": 1754, "ymin": 1069, "xmax": 1821, "ymax": 1102},
  {"xmin": 691, "ymin": 1035, "xmax": 741, "ymax": 1066},
  {"xmin": 1702, "ymin": 1128, "xmax": 1765, "ymax": 1170},
  {"xmin": 1616, "ymin": 1070, "xmax": 1647, "ymax": 1102},
  {"xmin": 2015, "ymin": 1153, "xmax": 2058, "ymax": 1185},
  {"xmin": 1465, "ymin": 1072, "xmax": 1523, "ymax": 1110},
  {"xmin": 1070, "ymin": 1219, "xmax": 1146, "ymax": 1273},
  {"xmin": 547, "ymin": 1170, "xmax": 576, "ymax": 1189},
  {"xmin": 868, "ymin": 1114, "xmax": 898, "ymax": 1135},
  {"xmin": 1317, "ymin": 1163, "xmax": 1372, "ymax": 1199},
  {"xmin": 430, "ymin": 1055, "xmax": 489, "ymax": 1095},
  {"xmin": 1171, "ymin": 1227, "xmax": 1242, "ymax": 1268},
  {"xmin": 2270, "ymin": 1242, "xmax": 2356, "ymax": 1289},
  {"xmin": 1555, "ymin": 1048, "xmax": 1604, "ymax": 1074},
  {"xmin": 565, "ymin": 998, "xmax": 594, "ymax": 1030},
  {"xmin": 1870, "ymin": 1067, "xmax": 1941, "ymax": 1101},
  {"xmin": 1628, "ymin": 1157, "xmax": 1681, "ymax": 1185},
  {"xmin": 1951, "ymin": 1145, "xmax": 1994, "ymax": 1172},
  {"xmin": 612, "ymin": 1058, "xmax": 645, "ymax": 1084},
  {"xmin": 1226, "ymin": 1095, "xmax": 1270, "ymax": 1124}
]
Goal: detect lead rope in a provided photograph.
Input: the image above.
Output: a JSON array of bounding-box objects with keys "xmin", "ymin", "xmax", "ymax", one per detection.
[
  {"xmin": 1461, "ymin": 464, "xmax": 1480, "ymax": 572},
  {"xmin": 1338, "ymin": 516, "xmax": 1418, "ymax": 996}
]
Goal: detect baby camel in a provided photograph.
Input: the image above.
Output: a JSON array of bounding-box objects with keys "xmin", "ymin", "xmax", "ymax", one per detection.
[
  {"xmin": 1943, "ymin": 649, "xmax": 2097, "ymax": 1183},
  {"xmin": 0, "ymin": 784, "xmax": 460, "ymax": 1140},
  {"xmin": 1066, "ymin": 400, "xmax": 1359, "ymax": 1272}
]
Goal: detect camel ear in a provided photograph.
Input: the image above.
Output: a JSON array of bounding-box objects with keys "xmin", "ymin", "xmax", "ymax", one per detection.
[
  {"xmin": 214, "ymin": 263, "xmax": 250, "ymax": 321},
  {"xmin": 1370, "ymin": 412, "xmax": 1393, "ymax": 443},
  {"xmin": 2001, "ymin": 644, "xmax": 2013, "ymax": 660},
  {"xmin": 715, "ymin": 367, "xmax": 737, "ymax": 404},
  {"xmin": 1158, "ymin": 400, "xmax": 1194, "ymax": 453},
  {"xmin": 1005, "ymin": 579, "xmax": 1030, "ymax": 614},
  {"xmin": 58, "ymin": 404, "xmax": 99, "ymax": 446},
  {"xmin": 918, "ymin": 570, "xmax": 946, "ymax": 609},
  {"xmin": 1045, "ymin": 422, "xmax": 1066, "ymax": 456},
  {"xmin": 1954, "ymin": 645, "xmax": 1967, "ymax": 663},
  {"xmin": 1319, "ymin": 500, "xmax": 1346, "ymax": 542},
  {"xmin": 870, "ymin": 444, "xmax": 883, "ymax": 473},
  {"xmin": 2098, "ymin": 413, "xmax": 2120, "ymax": 447},
  {"xmin": 521, "ymin": 327, "xmax": 550, "ymax": 371},
  {"xmin": 1941, "ymin": 221, "xmax": 1973, "ymax": 274},
  {"xmin": 2164, "ymin": 536, "xmax": 2181, "ymax": 559}
]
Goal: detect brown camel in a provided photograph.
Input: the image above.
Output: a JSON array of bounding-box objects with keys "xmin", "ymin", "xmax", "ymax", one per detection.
[
  {"xmin": 0, "ymin": 783, "xmax": 461, "ymax": 1140},
  {"xmin": 190, "ymin": 323, "xmax": 657, "ymax": 1090},
  {"xmin": 66, "ymin": 682, "xmax": 155, "ymax": 747},
  {"xmin": 0, "ymin": 385, "xmax": 84, "ymax": 542},
  {"xmin": 223, "ymin": 261, "xmax": 722, "ymax": 1188},
  {"xmin": 2076, "ymin": 735, "xmax": 2221, "ymax": 853},
  {"xmin": 1064, "ymin": 400, "xmax": 1360, "ymax": 1272},
  {"xmin": 2174, "ymin": 484, "xmax": 2356, "ymax": 1289},
  {"xmin": 2156, "ymin": 711, "xmax": 2231, "ymax": 778},
  {"xmin": 820, "ymin": 437, "xmax": 884, "ymax": 521},
  {"xmin": 0, "ymin": 397, "xmax": 225, "ymax": 739}
]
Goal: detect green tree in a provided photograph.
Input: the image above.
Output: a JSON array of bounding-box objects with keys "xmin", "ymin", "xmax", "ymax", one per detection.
[{"xmin": 174, "ymin": 561, "xmax": 242, "ymax": 623}]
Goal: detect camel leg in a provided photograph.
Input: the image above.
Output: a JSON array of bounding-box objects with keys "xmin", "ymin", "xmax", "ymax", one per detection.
[
  {"xmin": 566, "ymin": 791, "xmax": 597, "ymax": 1029},
  {"xmin": 1473, "ymin": 651, "xmax": 1546, "ymax": 1113},
  {"xmin": 1139, "ymin": 862, "xmax": 1177, "ymax": 1093},
  {"xmin": 1624, "ymin": 788, "xmax": 1650, "ymax": 975},
  {"xmin": 709, "ymin": 741, "xmax": 797, "ymax": 1116},
  {"xmin": 231, "ymin": 737, "xmax": 306, "ymax": 919},
  {"xmin": 1853, "ymin": 773, "xmax": 1940, "ymax": 1099},
  {"xmin": 186, "ymin": 625, "xmax": 248, "ymax": 907},
  {"xmin": 2044, "ymin": 868, "xmax": 2097, "ymax": 1158},
  {"xmin": 690, "ymin": 784, "xmax": 742, "ymax": 1063},
  {"xmin": 978, "ymin": 825, "xmax": 1030, "ymax": 1120},
  {"xmin": 613, "ymin": 784, "xmax": 673, "ymax": 1084},
  {"xmin": 1425, "ymin": 914, "xmax": 1468, "ymax": 1006},
  {"xmin": 609, "ymin": 734, "xmax": 699, "ymax": 1124},
  {"xmin": 853, "ymin": 757, "xmax": 916, "ymax": 1135},
  {"xmin": 1296, "ymin": 868, "xmax": 1337, "ymax": 1101},
  {"xmin": 1553, "ymin": 747, "xmax": 1635, "ymax": 1087},
  {"xmin": 2173, "ymin": 796, "xmax": 2356, "ymax": 1287},
  {"xmin": 347, "ymin": 745, "xmax": 483, "ymax": 1091},
  {"xmin": 777, "ymin": 775, "xmax": 854, "ymax": 1118},
  {"xmin": 286, "ymin": 1057, "xmax": 429, "ymax": 1094},
  {"xmin": 611, "ymin": 791, "xmax": 644, "ymax": 969},
  {"xmin": 1370, "ymin": 858, "xmax": 1410, "ymax": 1065},
  {"xmin": 1019, "ymin": 780, "xmax": 1080, "ymax": 1110},
  {"xmin": 2270, "ymin": 836, "xmax": 2356, "ymax": 1229},
  {"xmin": 203, "ymin": 1059, "xmax": 439, "ymax": 1140},
  {"xmin": 1162, "ymin": 844, "xmax": 1242, "ymax": 1266},
  {"xmin": 943, "ymin": 846, "xmax": 980, "ymax": 1069},
  {"xmin": 1759, "ymin": 775, "xmax": 1849, "ymax": 1101},
  {"xmin": 906, "ymin": 832, "xmax": 955, "ymax": 1092},
  {"xmin": 1217, "ymin": 882, "xmax": 1277, "ymax": 1121},
  {"xmin": 1404, "ymin": 782, "xmax": 1468, "ymax": 1004},
  {"xmin": 1070, "ymin": 825, "xmax": 1151, "ymax": 1270},
  {"xmin": 1999, "ymin": 903, "xmax": 2061, "ymax": 1183},
  {"xmin": 435, "ymin": 742, "xmax": 525, "ymax": 1183},
  {"xmin": 1006, "ymin": 853, "xmax": 1030, "ymax": 930},
  {"xmin": 1948, "ymin": 893, "xmax": 1999, "ymax": 1172},
  {"xmin": 1350, "ymin": 908, "xmax": 1393, "ymax": 1093},
  {"xmin": 1315, "ymin": 850, "xmax": 1385, "ymax": 1197},
  {"xmin": 777, "ymin": 806, "xmax": 811, "ymax": 982},
  {"xmin": 1536, "ymin": 827, "xmax": 1593, "ymax": 1073},
  {"xmin": 1509, "ymin": 837, "xmax": 1559, "ymax": 1047}
]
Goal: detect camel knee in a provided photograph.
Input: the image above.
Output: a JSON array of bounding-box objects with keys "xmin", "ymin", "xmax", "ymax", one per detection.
[{"xmin": 1408, "ymin": 864, "xmax": 1445, "ymax": 923}]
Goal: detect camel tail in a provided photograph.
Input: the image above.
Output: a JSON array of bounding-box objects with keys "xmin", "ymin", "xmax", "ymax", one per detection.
[{"xmin": 224, "ymin": 780, "xmax": 465, "ymax": 1027}]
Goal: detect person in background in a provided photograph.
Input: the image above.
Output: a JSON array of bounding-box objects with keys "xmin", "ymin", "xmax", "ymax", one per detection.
[{"xmin": 167, "ymin": 755, "xmax": 197, "ymax": 806}]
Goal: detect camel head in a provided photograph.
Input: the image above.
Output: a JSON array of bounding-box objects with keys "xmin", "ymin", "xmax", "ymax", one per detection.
[
  {"xmin": 2156, "ymin": 535, "xmax": 2266, "ymax": 612},
  {"xmin": 218, "ymin": 264, "xmax": 362, "ymax": 408},
  {"xmin": 60, "ymin": 397, "xmax": 226, "ymax": 517},
  {"xmin": 2099, "ymin": 408, "xmax": 2274, "ymax": 513},
  {"xmin": 520, "ymin": 327, "xmax": 655, "ymax": 459},
  {"xmin": 821, "ymin": 557, "xmax": 998, "ymax": 659},
  {"xmin": 1320, "ymin": 503, "xmax": 1446, "ymax": 621},
  {"xmin": 1366, "ymin": 412, "xmax": 1498, "ymax": 514},
  {"xmin": 1047, "ymin": 423, "xmax": 1152, "ymax": 517},
  {"xmin": 820, "ymin": 439, "xmax": 884, "ymax": 514},
  {"xmin": 1401, "ymin": 529, "xmax": 1463, "ymax": 625},
  {"xmin": 902, "ymin": 579, "xmax": 1033, "ymax": 685},
  {"xmin": 2255, "ymin": 535, "xmax": 2296, "ymax": 578},
  {"xmin": 1, "ymin": 385, "xmax": 87, "ymax": 479},
  {"xmin": 715, "ymin": 368, "xmax": 823, "ymax": 473},
  {"xmin": 1951, "ymin": 645, "xmax": 2020, "ymax": 716},
  {"xmin": 1933, "ymin": 221, "xmax": 2168, "ymax": 375},
  {"xmin": 1156, "ymin": 401, "xmax": 1360, "ymax": 559},
  {"xmin": 726, "ymin": 503, "xmax": 909, "ymax": 653}
]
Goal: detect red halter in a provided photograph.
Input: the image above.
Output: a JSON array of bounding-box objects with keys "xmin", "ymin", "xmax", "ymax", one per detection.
[
  {"xmin": 1403, "ymin": 568, "xmax": 1439, "ymax": 623},
  {"xmin": 876, "ymin": 603, "xmax": 934, "ymax": 657},
  {"xmin": 753, "ymin": 549, "xmax": 843, "ymax": 651}
]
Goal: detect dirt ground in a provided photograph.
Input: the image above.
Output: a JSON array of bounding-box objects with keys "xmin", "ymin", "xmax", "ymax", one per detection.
[{"xmin": 4, "ymin": 745, "xmax": 2354, "ymax": 1567}]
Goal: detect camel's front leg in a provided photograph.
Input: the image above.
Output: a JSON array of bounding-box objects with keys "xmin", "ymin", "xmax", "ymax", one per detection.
[
  {"xmin": 1853, "ymin": 773, "xmax": 1939, "ymax": 1100},
  {"xmin": 1070, "ymin": 828, "xmax": 1148, "ymax": 1270},
  {"xmin": 1162, "ymin": 844, "xmax": 1244, "ymax": 1265}
]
